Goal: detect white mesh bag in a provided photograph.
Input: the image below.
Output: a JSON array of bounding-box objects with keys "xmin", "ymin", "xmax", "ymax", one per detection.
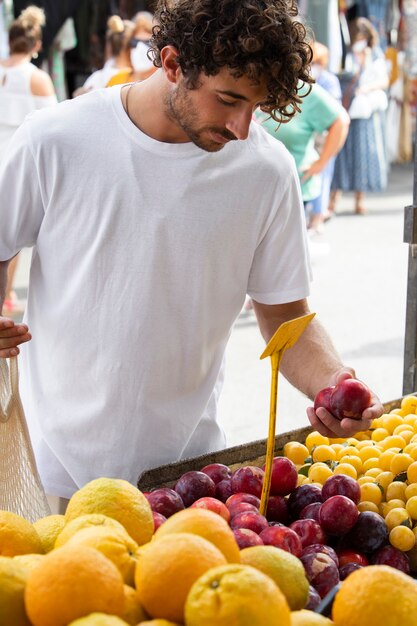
[{"xmin": 0, "ymin": 357, "xmax": 50, "ymax": 522}]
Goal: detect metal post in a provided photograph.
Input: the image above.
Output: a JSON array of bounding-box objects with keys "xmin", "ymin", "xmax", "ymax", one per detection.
[{"xmin": 403, "ymin": 131, "xmax": 417, "ymax": 395}]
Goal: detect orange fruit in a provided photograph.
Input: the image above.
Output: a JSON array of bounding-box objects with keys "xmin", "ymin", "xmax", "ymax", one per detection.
[
  {"xmin": 64, "ymin": 478, "xmax": 153, "ymax": 545},
  {"xmin": 138, "ymin": 619, "xmax": 181, "ymax": 626},
  {"xmin": 64, "ymin": 525, "xmax": 139, "ymax": 585},
  {"xmin": 291, "ymin": 610, "xmax": 334, "ymax": 625},
  {"xmin": 332, "ymin": 565, "xmax": 417, "ymax": 626},
  {"xmin": 33, "ymin": 514, "xmax": 65, "ymax": 553},
  {"xmin": 24, "ymin": 545, "xmax": 124, "ymax": 626},
  {"xmin": 0, "ymin": 556, "xmax": 31, "ymax": 626},
  {"xmin": 135, "ymin": 532, "xmax": 227, "ymax": 623},
  {"xmin": 154, "ymin": 507, "xmax": 240, "ymax": 563},
  {"xmin": 184, "ymin": 563, "xmax": 291, "ymax": 626},
  {"xmin": 68, "ymin": 613, "xmax": 127, "ymax": 626},
  {"xmin": 67, "ymin": 616, "xmax": 129, "ymax": 625},
  {"xmin": 240, "ymin": 545, "xmax": 309, "ymax": 610},
  {"xmin": 0, "ymin": 511, "xmax": 43, "ymax": 556},
  {"xmin": 55, "ymin": 513, "xmax": 126, "ymax": 548},
  {"xmin": 121, "ymin": 585, "xmax": 147, "ymax": 626}
]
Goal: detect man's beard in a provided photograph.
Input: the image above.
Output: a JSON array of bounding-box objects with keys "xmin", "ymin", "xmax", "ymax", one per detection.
[{"xmin": 164, "ymin": 82, "xmax": 237, "ymax": 152}]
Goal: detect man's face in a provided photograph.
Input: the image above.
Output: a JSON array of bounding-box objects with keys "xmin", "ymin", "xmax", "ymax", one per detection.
[{"xmin": 164, "ymin": 68, "xmax": 269, "ymax": 152}]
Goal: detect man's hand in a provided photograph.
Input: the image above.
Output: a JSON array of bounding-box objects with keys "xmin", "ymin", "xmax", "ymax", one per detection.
[
  {"xmin": 0, "ymin": 317, "xmax": 31, "ymax": 358},
  {"xmin": 306, "ymin": 369, "xmax": 384, "ymax": 438}
]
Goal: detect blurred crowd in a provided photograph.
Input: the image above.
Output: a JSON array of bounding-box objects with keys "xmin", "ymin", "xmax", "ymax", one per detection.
[{"xmin": 0, "ymin": 0, "xmax": 417, "ymax": 313}]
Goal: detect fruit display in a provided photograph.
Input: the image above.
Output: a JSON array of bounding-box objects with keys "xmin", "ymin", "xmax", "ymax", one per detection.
[{"xmin": 2, "ymin": 396, "xmax": 417, "ymax": 624}]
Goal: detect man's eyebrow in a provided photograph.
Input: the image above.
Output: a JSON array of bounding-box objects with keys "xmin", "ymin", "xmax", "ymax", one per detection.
[{"xmin": 216, "ymin": 89, "xmax": 249, "ymax": 101}]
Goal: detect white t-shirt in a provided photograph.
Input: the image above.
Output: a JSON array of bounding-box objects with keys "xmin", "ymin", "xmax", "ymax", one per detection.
[{"xmin": 0, "ymin": 85, "xmax": 311, "ymax": 497}]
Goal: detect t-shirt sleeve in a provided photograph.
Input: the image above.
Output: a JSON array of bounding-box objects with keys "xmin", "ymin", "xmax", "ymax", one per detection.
[
  {"xmin": 247, "ymin": 155, "xmax": 312, "ymax": 304},
  {"xmin": 0, "ymin": 120, "xmax": 45, "ymax": 261}
]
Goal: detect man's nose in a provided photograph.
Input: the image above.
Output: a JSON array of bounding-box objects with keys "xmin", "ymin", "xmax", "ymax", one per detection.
[{"xmin": 225, "ymin": 108, "xmax": 253, "ymax": 140}]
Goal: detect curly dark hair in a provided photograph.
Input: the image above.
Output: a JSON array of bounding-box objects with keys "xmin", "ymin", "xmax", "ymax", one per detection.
[{"xmin": 150, "ymin": 0, "xmax": 313, "ymax": 122}]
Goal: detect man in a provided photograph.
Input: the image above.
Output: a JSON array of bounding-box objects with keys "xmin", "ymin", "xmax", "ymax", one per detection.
[{"xmin": 0, "ymin": 0, "xmax": 383, "ymax": 502}]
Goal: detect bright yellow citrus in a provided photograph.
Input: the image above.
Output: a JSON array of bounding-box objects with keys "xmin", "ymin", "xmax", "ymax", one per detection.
[
  {"xmin": 380, "ymin": 499, "xmax": 406, "ymax": 517},
  {"xmin": 406, "ymin": 496, "xmax": 417, "ymax": 520},
  {"xmin": 381, "ymin": 435, "xmax": 407, "ymax": 451},
  {"xmin": 359, "ymin": 483, "xmax": 383, "ymax": 505},
  {"xmin": 358, "ymin": 501, "xmax": 380, "ymax": 514},
  {"xmin": 154, "ymin": 507, "xmax": 240, "ymax": 563},
  {"xmin": 384, "ymin": 507, "xmax": 411, "ymax": 531},
  {"xmin": 392, "ymin": 427, "xmax": 414, "ymax": 443},
  {"xmin": 55, "ymin": 514, "xmax": 126, "ymax": 548},
  {"xmin": 362, "ymin": 459, "xmax": 380, "ymax": 472},
  {"xmin": 0, "ymin": 556, "xmax": 31, "ymax": 626},
  {"xmin": 357, "ymin": 476, "xmax": 376, "ymax": 486},
  {"xmin": 0, "ymin": 511, "xmax": 43, "ymax": 556},
  {"xmin": 135, "ymin": 532, "xmax": 227, "ymax": 623},
  {"xmin": 332, "ymin": 565, "xmax": 417, "ymax": 626},
  {"xmin": 312, "ymin": 446, "xmax": 337, "ymax": 463},
  {"xmin": 291, "ymin": 610, "xmax": 334, "ymax": 625},
  {"xmin": 184, "ymin": 563, "xmax": 291, "ymax": 626},
  {"xmin": 136, "ymin": 621, "xmax": 181, "ymax": 626},
  {"xmin": 284, "ymin": 442, "xmax": 310, "ymax": 465},
  {"xmin": 405, "ymin": 483, "xmax": 417, "ymax": 500},
  {"xmin": 389, "ymin": 525, "xmax": 416, "ymax": 551},
  {"xmin": 240, "ymin": 545, "xmax": 309, "ymax": 610},
  {"xmin": 67, "ymin": 616, "xmax": 129, "ymax": 626},
  {"xmin": 375, "ymin": 471, "xmax": 394, "ymax": 492},
  {"xmin": 24, "ymin": 545, "xmax": 125, "ymax": 626},
  {"xmin": 33, "ymin": 515, "xmax": 65, "ymax": 553},
  {"xmin": 371, "ymin": 428, "xmax": 390, "ymax": 443},
  {"xmin": 401, "ymin": 396, "xmax": 417, "ymax": 414},
  {"xmin": 386, "ymin": 481, "xmax": 407, "ymax": 502},
  {"xmin": 121, "ymin": 585, "xmax": 147, "ymax": 625},
  {"xmin": 308, "ymin": 464, "xmax": 333, "ymax": 484},
  {"xmin": 63, "ymin": 525, "xmax": 139, "ymax": 586},
  {"xmin": 407, "ymin": 461, "xmax": 417, "ymax": 484},
  {"xmin": 305, "ymin": 432, "xmax": 330, "ymax": 451},
  {"xmin": 13, "ymin": 554, "xmax": 45, "ymax": 572},
  {"xmin": 359, "ymin": 446, "xmax": 381, "ymax": 463},
  {"xmin": 333, "ymin": 463, "xmax": 357, "ymax": 479},
  {"xmin": 365, "ymin": 468, "xmax": 381, "ymax": 478},
  {"xmin": 340, "ymin": 455, "xmax": 362, "ymax": 473},
  {"xmin": 64, "ymin": 478, "xmax": 154, "ymax": 546},
  {"xmin": 378, "ymin": 449, "xmax": 398, "ymax": 471},
  {"xmin": 390, "ymin": 454, "xmax": 414, "ymax": 475},
  {"xmin": 382, "ymin": 415, "xmax": 404, "ymax": 433}
]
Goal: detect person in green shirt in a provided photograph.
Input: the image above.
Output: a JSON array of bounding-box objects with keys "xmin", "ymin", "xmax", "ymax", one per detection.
[{"xmin": 257, "ymin": 82, "xmax": 349, "ymax": 232}]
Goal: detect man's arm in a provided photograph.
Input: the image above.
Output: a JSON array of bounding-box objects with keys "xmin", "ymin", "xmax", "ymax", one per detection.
[
  {"xmin": 253, "ymin": 298, "xmax": 384, "ymax": 437},
  {"xmin": 0, "ymin": 260, "xmax": 31, "ymax": 358}
]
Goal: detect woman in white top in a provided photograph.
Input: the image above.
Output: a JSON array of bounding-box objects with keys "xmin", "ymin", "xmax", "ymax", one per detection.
[{"xmin": 0, "ymin": 5, "xmax": 57, "ymax": 315}]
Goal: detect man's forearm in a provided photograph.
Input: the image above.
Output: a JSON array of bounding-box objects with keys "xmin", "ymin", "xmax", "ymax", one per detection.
[
  {"xmin": 253, "ymin": 299, "xmax": 355, "ymax": 400},
  {"xmin": 0, "ymin": 260, "xmax": 10, "ymax": 312},
  {"xmin": 279, "ymin": 318, "xmax": 355, "ymax": 399}
]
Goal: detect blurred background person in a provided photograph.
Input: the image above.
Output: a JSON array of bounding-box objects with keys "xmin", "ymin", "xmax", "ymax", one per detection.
[
  {"xmin": 0, "ymin": 5, "xmax": 56, "ymax": 316},
  {"xmin": 107, "ymin": 10, "xmax": 156, "ymax": 86},
  {"xmin": 311, "ymin": 41, "xmax": 342, "ymax": 226},
  {"xmin": 74, "ymin": 15, "xmax": 134, "ymax": 95},
  {"xmin": 256, "ymin": 81, "xmax": 349, "ymax": 234},
  {"xmin": 330, "ymin": 17, "xmax": 389, "ymax": 216}
]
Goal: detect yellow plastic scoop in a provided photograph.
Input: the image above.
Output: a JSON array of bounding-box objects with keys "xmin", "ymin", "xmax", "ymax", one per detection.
[{"xmin": 259, "ymin": 312, "xmax": 316, "ymax": 516}]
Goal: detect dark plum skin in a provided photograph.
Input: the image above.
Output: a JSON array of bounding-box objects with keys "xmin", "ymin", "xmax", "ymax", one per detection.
[
  {"xmin": 266, "ymin": 495, "xmax": 290, "ymax": 524},
  {"xmin": 345, "ymin": 511, "xmax": 388, "ymax": 553},
  {"xmin": 305, "ymin": 585, "xmax": 322, "ymax": 610},
  {"xmin": 301, "ymin": 551, "xmax": 340, "ymax": 599},
  {"xmin": 231, "ymin": 466, "xmax": 265, "ymax": 498},
  {"xmin": 288, "ymin": 484, "xmax": 323, "ymax": 518},
  {"xmin": 289, "ymin": 519, "xmax": 327, "ymax": 548},
  {"xmin": 339, "ymin": 562, "xmax": 363, "ymax": 580},
  {"xmin": 200, "ymin": 463, "xmax": 232, "ymax": 484},
  {"xmin": 233, "ymin": 528, "xmax": 264, "ymax": 549},
  {"xmin": 174, "ymin": 471, "xmax": 216, "ymax": 507},
  {"xmin": 146, "ymin": 487, "xmax": 185, "ymax": 518},
  {"xmin": 215, "ymin": 478, "xmax": 234, "ymax": 503},
  {"xmin": 319, "ymin": 495, "xmax": 359, "ymax": 536},
  {"xmin": 299, "ymin": 502, "xmax": 322, "ymax": 522},
  {"xmin": 230, "ymin": 511, "xmax": 269, "ymax": 535},
  {"xmin": 330, "ymin": 379, "xmax": 372, "ymax": 420},
  {"xmin": 321, "ymin": 474, "xmax": 361, "ymax": 505},
  {"xmin": 302, "ymin": 543, "xmax": 339, "ymax": 567},
  {"xmin": 371, "ymin": 545, "xmax": 411, "ymax": 574}
]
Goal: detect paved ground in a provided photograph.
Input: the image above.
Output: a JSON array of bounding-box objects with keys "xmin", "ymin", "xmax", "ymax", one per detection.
[{"xmin": 13, "ymin": 162, "xmax": 415, "ymax": 449}]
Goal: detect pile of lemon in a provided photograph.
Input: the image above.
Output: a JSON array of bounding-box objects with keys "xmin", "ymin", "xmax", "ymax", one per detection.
[{"xmin": 284, "ymin": 395, "xmax": 417, "ymax": 554}]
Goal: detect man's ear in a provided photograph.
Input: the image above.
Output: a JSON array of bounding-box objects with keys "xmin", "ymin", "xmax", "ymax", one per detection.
[{"xmin": 160, "ymin": 45, "xmax": 182, "ymax": 84}]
